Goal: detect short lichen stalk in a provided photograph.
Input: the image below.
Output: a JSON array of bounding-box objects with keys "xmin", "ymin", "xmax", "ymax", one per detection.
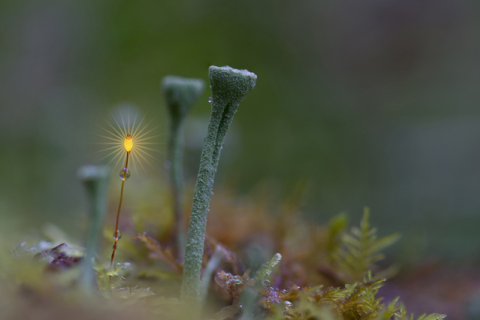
[
  {"xmin": 181, "ymin": 66, "xmax": 257, "ymax": 307},
  {"xmin": 162, "ymin": 76, "xmax": 205, "ymax": 260},
  {"xmin": 77, "ymin": 165, "xmax": 110, "ymax": 292}
]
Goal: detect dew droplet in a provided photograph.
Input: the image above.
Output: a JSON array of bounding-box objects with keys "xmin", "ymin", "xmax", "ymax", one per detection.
[
  {"xmin": 208, "ymin": 97, "xmax": 212, "ymax": 103},
  {"xmin": 119, "ymin": 168, "xmax": 130, "ymax": 180},
  {"xmin": 113, "ymin": 230, "xmax": 122, "ymax": 241}
]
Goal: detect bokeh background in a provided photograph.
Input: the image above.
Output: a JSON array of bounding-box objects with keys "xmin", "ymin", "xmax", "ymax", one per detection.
[{"xmin": 1, "ymin": 0, "xmax": 480, "ymax": 265}]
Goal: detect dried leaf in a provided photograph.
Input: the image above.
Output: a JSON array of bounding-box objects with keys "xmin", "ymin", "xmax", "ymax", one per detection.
[{"xmin": 134, "ymin": 233, "xmax": 183, "ymax": 272}]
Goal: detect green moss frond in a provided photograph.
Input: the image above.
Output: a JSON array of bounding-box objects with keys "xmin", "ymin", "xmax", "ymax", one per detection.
[
  {"xmin": 255, "ymin": 253, "xmax": 282, "ymax": 283},
  {"xmin": 95, "ymin": 262, "xmax": 132, "ymax": 292},
  {"xmin": 332, "ymin": 207, "xmax": 400, "ymax": 282}
]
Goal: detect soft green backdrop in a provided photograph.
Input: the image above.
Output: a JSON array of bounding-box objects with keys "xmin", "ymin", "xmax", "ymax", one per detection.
[{"xmin": 1, "ymin": 0, "xmax": 480, "ymax": 259}]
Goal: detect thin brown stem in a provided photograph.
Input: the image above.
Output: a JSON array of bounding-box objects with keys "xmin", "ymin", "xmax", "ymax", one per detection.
[{"xmin": 110, "ymin": 151, "xmax": 130, "ymax": 267}]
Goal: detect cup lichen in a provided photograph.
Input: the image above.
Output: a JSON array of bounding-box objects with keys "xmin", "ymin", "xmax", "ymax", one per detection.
[
  {"xmin": 181, "ymin": 65, "xmax": 257, "ymax": 307},
  {"xmin": 77, "ymin": 165, "xmax": 110, "ymax": 291},
  {"xmin": 161, "ymin": 76, "xmax": 205, "ymax": 259}
]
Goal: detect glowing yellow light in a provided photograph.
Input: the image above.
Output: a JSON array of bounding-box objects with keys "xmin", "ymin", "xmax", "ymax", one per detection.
[
  {"xmin": 97, "ymin": 111, "xmax": 159, "ymax": 173},
  {"xmin": 124, "ymin": 134, "xmax": 133, "ymax": 152}
]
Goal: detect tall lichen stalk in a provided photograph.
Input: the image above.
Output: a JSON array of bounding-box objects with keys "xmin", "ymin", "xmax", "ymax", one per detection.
[
  {"xmin": 181, "ymin": 66, "xmax": 257, "ymax": 307},
  {"xmin": 77, "ymin": 165, "xmax": 110, "ymax": 292},
  {"xmin": 162, "ymin": 76, "xmax": 204, "ymax": 259}
]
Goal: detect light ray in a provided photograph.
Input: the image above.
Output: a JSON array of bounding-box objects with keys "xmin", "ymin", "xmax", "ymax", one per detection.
[
  {"xmin": 96, "ymin": 134, "xmax": 121, "ymax": 142},
  {"xmin": 132, "ymin": 150, "xmax": 147, "ymax": 173},
  {"xmin": 111, "ymin": 150, "xmax": 126, "ymax": 170},
  {"xmin": 136, "ymin": 147, "xmax": 158, "ymax": 163},
  {"xmin": 136, "ymin": 145, "xmax": 161, "ymax": 153},
  {"xmin": 135, "ymin": 142, "xmax": 161, "ymax": 145},
  {"xmin": 133, "ymin": 117, "xmax": 155, "ymax": 139},
  {"xmin": 97, "ymin": 124, "xmax": 124, "ymax": 140},
  {"xmin": 112, "ymin": 112, "xmax": 126, "ymax": 137},
  {"xmin": 100, "ymin": 146, "xmax": 124, "ymax": 161},
  {"xmin": 118, "ymin": 152, "xmax": 127, "ymax": 169},
  {"xmin": 135, "ymin": 134, "xmax": 162, "ymax": 143},
  {"xmin": 135, "ymin": 126, "xmax": 160, "ymax": 141},
  {"xmin": 132, "ymin": 113, "xmax": 146, "ymax": 137},
  {"xmin": 96, "ymin": 145, "xmax": 123, "ymax": 153},
  {"xmin": 134, "ymin": 148, "xmax": 155, "ymax": 169},
  {"xmin": 127, "ymin": 110, "xmax": 131, "ymax": 134},
  {"xmin": 93, "ymin": 141, "xmax": 124, "ymax": 145},
  {"xmin": 120, "ymin": 112, "xmax": 127, "ymax": 136},
  {"xmin": 105, "ymin": 118, "xmax": 125, "ymax": 139},
  {"xmin": 130, "ymin": 151, "xmax": 138, "ymax": 174},
  {"xmin": 106, "ymin": 148, "xmax": 125, "ymax": 167},
  {"xmin": 131, "ymin": 110, "xmax": 139, "ymax": 136}
]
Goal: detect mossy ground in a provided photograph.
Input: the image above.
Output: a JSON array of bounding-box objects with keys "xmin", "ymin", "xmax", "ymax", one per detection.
[{"xmin": 0, "ymin": 184, "xmax": 456, "ymax": 320}]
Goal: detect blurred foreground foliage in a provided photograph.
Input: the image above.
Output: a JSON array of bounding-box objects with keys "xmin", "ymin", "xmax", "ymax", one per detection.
[{"xmin": 0, "ymin": 186, "xmax": 446, "ymax": 320}]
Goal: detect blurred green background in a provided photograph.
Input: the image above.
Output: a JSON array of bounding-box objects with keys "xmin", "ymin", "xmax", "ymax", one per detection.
[{"xmin": 1, "ymin": 0, "xmax": 480, "ymax": 260}]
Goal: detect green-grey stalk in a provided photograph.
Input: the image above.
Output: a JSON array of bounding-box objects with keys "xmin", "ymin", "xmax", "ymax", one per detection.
[
  {"xmin": 199, "ymin": 245, "xmax": 226, "ymax": 307},
  {"xmin": 181, "ymin": 66, "xmax": 257, "ymax": 306},
  {"xmin": 162, "ymin": 76, "xmax": 205, "ymax": 259},
  {"xmin": 239, "ymin": 287, "xmax": 258, "ymax": 320},
  {"xmin": 77, "ymin": 165, "xmax": 110, "ymax": 291}
]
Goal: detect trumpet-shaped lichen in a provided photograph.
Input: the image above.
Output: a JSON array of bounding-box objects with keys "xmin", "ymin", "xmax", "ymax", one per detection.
[
  {"xmin": 162, "ymin": 76, "xmax": 205, "ymax": 259},
  {"xmin": 181, "ymin": 66, "xmax": 257, "ymax": 307}
]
